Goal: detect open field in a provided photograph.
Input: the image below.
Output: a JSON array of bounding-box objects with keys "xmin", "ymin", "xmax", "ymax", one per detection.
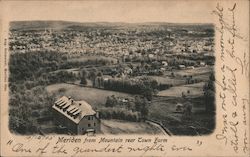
[
  {"xmin": 49, "ymin": 68, "xmax": 80, "ymax": 75},
  {"xmin": 157, "ymin": 82, "xmax": 205, "ymax": 97},
  {"xmin": 46, "ymin": 83, "xmax": 133, "ymax": 108},
  {"xmin": 40, "ymin": 119, "xmax": 165, "ymax": 135},
  {"xmin": 101, "ymin": 119, "xmax": 164, "ymax": 135},
  {"xmin": 174, "ymin": 66, "xmax": 213, "ymax": 76},
  {"xmin": 149, "ymin": 96, "xmax": 214, "ymax": 135},
  {"xmin": 68, "ymin": 55, "xmax": 118, "ymax": 63},
  {"xmin": 144, "ymin": 76, "xmax": 186, "ymax": 86}
]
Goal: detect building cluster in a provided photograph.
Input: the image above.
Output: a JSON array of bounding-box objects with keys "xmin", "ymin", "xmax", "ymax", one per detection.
[{"xmin": 9, "ymin": 26, "xmax": 214, "ymax": 59}]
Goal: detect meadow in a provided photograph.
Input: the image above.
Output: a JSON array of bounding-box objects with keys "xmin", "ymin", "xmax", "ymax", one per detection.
[
  {"xmin": 101, "ymin": 119, "xmax": 164, "ymax": 135},
  {"xmin": 157, "ymin": 82, "xmax": 205, "ymax": 97},
  {"xmin": 46, "ymin": 83, "xmax": 133, "ymax": 108}
]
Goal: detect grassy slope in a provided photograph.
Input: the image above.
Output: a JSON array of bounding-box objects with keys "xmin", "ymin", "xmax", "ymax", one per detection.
[
  {"xmin": 157, "ymin": 82, "xmax": 205, "ymax": 97},
  {"xmin": 101, "ymin": 120, "xmax": 164, "ymax": 135},
  {"xmin": 149, "ymin": 96, "xmax": 215, "ymax": 135},
  {"xmin": 46, "ymin": 83, "xmax": 132, "ymax": 108}
]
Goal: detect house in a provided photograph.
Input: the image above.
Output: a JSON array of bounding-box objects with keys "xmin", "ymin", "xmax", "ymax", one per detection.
[
  {"xmin": 52, "ymin": 96, "xmax": 101, "ymax": 135},
  {"xmin": 123, "ymin": 67, "xmax": 133, "ymax": 75},
  {"xmin": 178, "ymin": 64, "xmax": 186, "ymax": 69},
  {"xmin": 200, "ymin": 61, "xmax": 206, "ymax": 66},
  {"xmin": 162, "ymin": 61, "xmax": 168, "ymax": 67}
]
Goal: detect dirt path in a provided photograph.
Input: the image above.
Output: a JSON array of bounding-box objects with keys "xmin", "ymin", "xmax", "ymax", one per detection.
[{"xmin": 145, "ymin": 120, "xmax": 172, "ymax": 136}]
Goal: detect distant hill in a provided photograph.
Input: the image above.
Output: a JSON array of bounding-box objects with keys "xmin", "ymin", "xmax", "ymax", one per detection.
[
  {"xmin": 10, "ymin": 20, "xmax": 213, "ymax": 31},
  {"xmin": 10, "ymin": 21, "xmax": 82, "ymax": 31}
]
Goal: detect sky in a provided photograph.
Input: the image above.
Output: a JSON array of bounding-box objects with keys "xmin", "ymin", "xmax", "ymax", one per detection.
[{"xmin": 2, "ymin": 1, "xmax": 216, "ymax": 23}]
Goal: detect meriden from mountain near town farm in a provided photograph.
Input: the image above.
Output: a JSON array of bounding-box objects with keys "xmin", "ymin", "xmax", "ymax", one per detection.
[{"xmin": 9, "ymin": 21, "xmax": 215, "ymax": 136}]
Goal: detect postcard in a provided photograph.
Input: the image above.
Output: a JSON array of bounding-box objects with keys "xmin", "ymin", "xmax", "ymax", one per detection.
[{"xmin": 0, "ymin": 0, "xmax": 249, "ymax": 156}]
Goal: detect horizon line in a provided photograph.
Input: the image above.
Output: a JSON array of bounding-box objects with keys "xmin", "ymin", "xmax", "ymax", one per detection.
[{"xmin": 10, "ymin": 20, "xmax": 214, "ymax": 25}]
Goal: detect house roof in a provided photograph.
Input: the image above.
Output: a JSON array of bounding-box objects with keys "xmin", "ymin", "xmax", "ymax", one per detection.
[{"xmin": 52, "ymin": 96, "xmax": 96, "ymax": 124}]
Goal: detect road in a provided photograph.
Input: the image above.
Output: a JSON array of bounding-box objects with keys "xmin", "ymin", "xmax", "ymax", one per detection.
[{"xmin": 145, "ymin": 120, "xmax": 172, "ymax": 136}]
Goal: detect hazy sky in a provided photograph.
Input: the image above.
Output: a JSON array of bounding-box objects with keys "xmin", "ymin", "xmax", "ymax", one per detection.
[{"xmin": 3, "ymin": 1, "xmax": 216, "ymax": 23}]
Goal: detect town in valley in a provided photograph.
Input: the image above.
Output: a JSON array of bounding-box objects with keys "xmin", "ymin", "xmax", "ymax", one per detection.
[{"xmin": 9, "ymin": 21, "xmax": 215, "ymax": 136}]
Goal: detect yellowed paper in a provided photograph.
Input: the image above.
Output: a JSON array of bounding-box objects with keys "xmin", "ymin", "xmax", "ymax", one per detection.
[{"xmin": 0, "ymin": 0, "xmax": 249, "ymax": 156}]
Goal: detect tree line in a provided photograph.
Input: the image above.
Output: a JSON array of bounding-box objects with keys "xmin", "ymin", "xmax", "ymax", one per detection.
[
  {"xmin": 9, "ymin": 86, "xmax": 55, "ymax": 134},
  {"xmin": 9, "ymin": 51, "xmax": 113, "ymax": 83},
  {"xmin": 100, "ymin": 95, "xmax": 149, "ymax": 122}
]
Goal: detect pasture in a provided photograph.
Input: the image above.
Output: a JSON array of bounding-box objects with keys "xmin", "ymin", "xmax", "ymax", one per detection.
[
  {"xmin": 148, "ymin": 96, "xmax": 215, "ymax": 135},
  {"xmin": 68, "ymin": 55, "xmax": 118, "ymax": 63},
  {"xmin": 46, "ymin": 83, "xmax": 132, "ymax": 108},
  {"xmin": 157, "ymin": 82, "xmax": 205, "ymax": 97},
  {"xmin": 146, "ymin": 76, "xmax": 186, "ymax": 86},
  {"xmin": 174, "ymin": 66, "xmax": 213, "ymax": 75},
  {"xmin": 101, "ymin": 119, "xmax": 164, "ymax": 135}
]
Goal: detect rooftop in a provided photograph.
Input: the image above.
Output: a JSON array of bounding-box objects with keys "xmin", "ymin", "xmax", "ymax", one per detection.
[{"xmin": 52, "ymin": 96, "xmax": 96, "ymax": 124}]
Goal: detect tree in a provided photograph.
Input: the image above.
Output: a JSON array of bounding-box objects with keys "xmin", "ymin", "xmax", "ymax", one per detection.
[
  {"xmin": 182, "ymin": 101, "xmax": 193, "ymax": 119},
  {"xmin": 105, "ymin": 96, "xmax": 113, "ymax": 107},
  {"xmin": 80, "ymin": 77, "xmax": 87, "ymax": 85},
  {"xmin": 111, "ymin": 95, "xmax": 118, "ymax": 106},
  {"xmin": 140, "ymin": 103, "xmax": 148, "ymax": 120},
  {"xmin": 142, "ymin": 86, "xmax": 153, "ymax": 101},
  {"xmin": 89, "ymin": 71, "xmax": 97, "ymax": 87},
  {"xmin": 97, "ymin": 71, "xmax": 103, "ymax": 77},
  {"xmin": 81, "ymin": 69, "xmax": 88, "ymax": 77},
  {"xmin": 134, "ymin": 96, "xmax": 142, "ymax": 112},
  {"xmin": 203, "ymin": 73, "xmax": 215, "ymax": 112},
  {"xmin": 80, "ymin": 69, "xmax": 88, "ymax": 85},
  {"xmin": 135, "ymin": 96, "xmax": 148, "ymax": 120},
  {"xmin": 9, "ymin": 86, "xmax": 54, "ymax": 134},
  {"xmin": 171, "ymin": 72, "xmax": 175, "ymax": 77}
]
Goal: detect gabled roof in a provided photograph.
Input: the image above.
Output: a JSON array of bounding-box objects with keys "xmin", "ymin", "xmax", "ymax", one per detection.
[{"xmin": 52, "ymin": 96, "xmax": 96, "ymax": 124}]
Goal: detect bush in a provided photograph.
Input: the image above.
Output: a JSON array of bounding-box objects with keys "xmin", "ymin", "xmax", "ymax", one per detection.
[
  {"xmin": 99, "ymin": 107, "xmax": 140, "ymax": 122},
  {"xmin": 9, "ymin": 85, "xmax": 55, "ymax": 134}
]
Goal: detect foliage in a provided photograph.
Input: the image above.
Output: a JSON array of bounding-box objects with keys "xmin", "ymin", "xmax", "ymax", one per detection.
[
  {"xmin": 9, "ymin": 86, "xmax": 55, "ymax": 134},
  {"xmin": 104, "ymin": 95, "xmax": 149, "ymax": 121},
  {"xmin": 9, "ymin": 51, "xmax": 64, "ymax": 82},
  {"xmin": 203, "ymin": 73, "xmax": 215, "ymax": 112},
  {"xmin": 103, "ymin": 77, "xmax": 158, "ymax": 100},
  {"xmin": 99, "ymin": 107, "xmax": 140, "ymax": 122},
  {"xmin": 80, "ymin": 69, "xmax": 88, "ymax": 85}
]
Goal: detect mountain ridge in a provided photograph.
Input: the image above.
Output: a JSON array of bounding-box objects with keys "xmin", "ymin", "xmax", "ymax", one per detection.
[{"xmin": 10, "ymin": 20, "xmax": 214, "ymax": 31}]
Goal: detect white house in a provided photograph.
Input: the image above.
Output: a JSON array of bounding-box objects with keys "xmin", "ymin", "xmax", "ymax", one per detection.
[{"xmin": 52, "ymin": 96, "xmax": 101, "ymax": 135}]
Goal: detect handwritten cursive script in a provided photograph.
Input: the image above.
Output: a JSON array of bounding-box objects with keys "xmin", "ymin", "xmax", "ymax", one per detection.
[{"xmin": 213, "ymin": 2, "xmax": 249, "ymax": 154}]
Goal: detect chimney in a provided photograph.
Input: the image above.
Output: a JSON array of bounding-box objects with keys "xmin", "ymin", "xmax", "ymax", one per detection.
[{"xmin": 68, "ymin": 96, "xmax": 74, "ymax": 105}]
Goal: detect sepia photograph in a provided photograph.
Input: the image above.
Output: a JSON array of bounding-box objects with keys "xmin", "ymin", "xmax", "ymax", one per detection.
[
  {"xmin": 1, "ymin": 1, "xmax": 249, "ymax": 156},
  {"xmin": 8, "ymin": 21, "xmax": 215, "ymax": 136}
]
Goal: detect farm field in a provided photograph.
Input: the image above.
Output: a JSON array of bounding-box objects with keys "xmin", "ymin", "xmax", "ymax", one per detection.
[
  {"xmin": 68, "ymin": 55, "xmax": 118, "ymax": 63},
  {"xmin": 174, "ymin": 66, "xmax": 213, "ymax": 77},
  {"xmin": 148, "ymin": 96, "xmax": 214, "ymax": 135},
  {"xmin": 50, "ymin": 68, "xmax": 80, "ymax": 75},
  {"xmin": 101, "ymin": 119, "xmax": 164, "ymax": 135},
  {"xmin": 46, "ymin": 83, "xmax": 133, "ymax": 108},
  {"xmin": 157, "ymin": 82, "xmax": 205, "ymax": 97},
  {"xmin": 142, "ymin": 76, "xmax": 186, "ymax": 86},
  {"xmin": 39, "ymin": 116, "xmax": 164, "ymax": 135}
]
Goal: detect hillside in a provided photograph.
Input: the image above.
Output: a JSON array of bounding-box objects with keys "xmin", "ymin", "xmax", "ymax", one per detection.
[{"xmin": 10, "ymin": 20, "xmax": 214, "ymax": 31}]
